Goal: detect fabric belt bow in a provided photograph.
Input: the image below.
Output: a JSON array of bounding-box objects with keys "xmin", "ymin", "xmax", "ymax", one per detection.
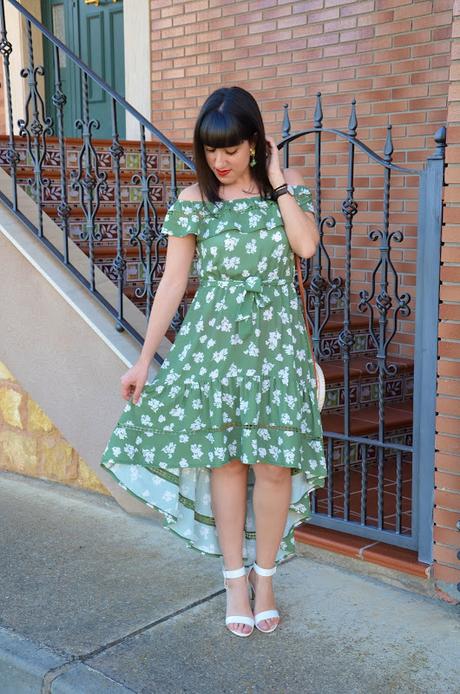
[
  {"xmin": 200, "ymin": 276, "xmax": 291, "ymax": 341},
  {"xmin": 235, "ymin": 276, "xmax": 272, "ymax": 340}
]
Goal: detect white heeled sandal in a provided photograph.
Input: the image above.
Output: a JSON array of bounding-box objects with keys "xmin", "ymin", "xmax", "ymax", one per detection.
[
  {"xmin": 222, "ymin": 566, "xmax": 255, "ymax": 637},
  {"xmin": 248, "ymin": 561, "xmax": 280, "ymax": 633}
]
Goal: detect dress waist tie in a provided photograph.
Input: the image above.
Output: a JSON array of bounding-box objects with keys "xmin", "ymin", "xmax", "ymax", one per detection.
[{"xmin": 200, "ymin": 277, "xmax": 293, "ymax": 341}]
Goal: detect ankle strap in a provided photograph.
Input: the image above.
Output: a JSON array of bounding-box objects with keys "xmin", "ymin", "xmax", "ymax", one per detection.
[
  {"xmin": 253, "ymin": 562, "xmax": 276, "ymax": 576},
  {"xmin": 222, "ymin": 566, "xmax": 246, "ymax": 579}
]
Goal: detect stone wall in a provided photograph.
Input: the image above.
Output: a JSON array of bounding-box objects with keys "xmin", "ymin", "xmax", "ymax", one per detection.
[{"xmin": 0, "ymin": 360, "xmax": 109, "ymax": 495}]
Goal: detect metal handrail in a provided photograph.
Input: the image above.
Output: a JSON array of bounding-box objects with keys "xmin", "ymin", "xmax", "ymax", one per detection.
[
  {"xmin": 5, "ymin": 0, "xmax": 194, "ymax": 170},
  {"xmin": 280, "ymin": 129, "xmax": 421, "ymax": 175}
]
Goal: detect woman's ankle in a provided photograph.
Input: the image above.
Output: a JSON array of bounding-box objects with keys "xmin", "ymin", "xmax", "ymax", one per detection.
[{"xmin": 222, "ymin": 555, "xmax": 245, "ymax": 570}]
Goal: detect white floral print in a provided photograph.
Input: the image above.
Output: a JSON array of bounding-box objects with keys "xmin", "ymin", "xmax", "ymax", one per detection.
[{"xmin": 100, "ymin": 185, "xmax": 326, "ymax": 565}]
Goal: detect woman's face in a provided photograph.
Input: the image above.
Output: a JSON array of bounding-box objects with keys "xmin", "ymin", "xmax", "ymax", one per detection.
[{"xmin": 203, "ymin": 139, "xmax": 253, "ymax": 184}]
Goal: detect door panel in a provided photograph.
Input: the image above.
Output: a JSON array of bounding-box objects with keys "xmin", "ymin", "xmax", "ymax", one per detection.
[
  {"xmin": 43, "ymin": 0, "xmax": 78, "ymax": 137},
  {"xmin": 79, "ymin": 0, "xmax": 125, "ymax": 138},
  {"xmin": 43, "ymin": 0, "xmax": 125, "ymax": 138},
  {"xmin": 85, "ymin": 13, "xmax": 106, "ymax": 103}
]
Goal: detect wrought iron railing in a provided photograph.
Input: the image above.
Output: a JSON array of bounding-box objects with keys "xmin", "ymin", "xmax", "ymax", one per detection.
[
  {"xmin": 0, "ymin": 0, "xmax": 445, "ymax": 561},
  {"xmin": 0, "ymin": 0, "xmax": 193, "ymax": 351}
]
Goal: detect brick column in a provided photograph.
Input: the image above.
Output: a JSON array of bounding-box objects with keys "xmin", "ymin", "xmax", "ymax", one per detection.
[{"xmin": 433, "ymin": 0, "xmax": 460, "ymax": 604}]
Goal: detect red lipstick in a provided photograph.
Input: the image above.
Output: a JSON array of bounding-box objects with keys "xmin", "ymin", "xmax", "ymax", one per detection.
[{"xmin": 216, "ymin": 169, "xmax": 231, "ymax": 176}]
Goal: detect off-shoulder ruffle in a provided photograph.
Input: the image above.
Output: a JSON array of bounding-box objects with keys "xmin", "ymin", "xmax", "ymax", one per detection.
[
  {"xmin": 160, "ymin": 203, "xmax": 203, "ymax": 238},
  {"xmin": 160, "ymin": 185, "xmax": 314, "ymax": 239}
]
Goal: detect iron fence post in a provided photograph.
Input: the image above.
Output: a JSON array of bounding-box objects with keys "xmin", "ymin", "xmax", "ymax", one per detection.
[{"xmin": 412, "ymin": 126, "xmax": 446, "ymax": 564}]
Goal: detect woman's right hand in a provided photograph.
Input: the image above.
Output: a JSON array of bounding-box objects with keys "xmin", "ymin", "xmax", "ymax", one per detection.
[{"xmin": 120, "ymin": 360, "xmax": 149, "ymax": 405}]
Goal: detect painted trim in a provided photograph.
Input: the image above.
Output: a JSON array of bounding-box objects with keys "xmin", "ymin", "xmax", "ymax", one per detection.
[
  {"xmin": 124, "ymin": 0, "xmax": 151, "ymax": 140},
  {"xmin": 4, "ymin": 0, "xmax": 45, "ymax": 135}
]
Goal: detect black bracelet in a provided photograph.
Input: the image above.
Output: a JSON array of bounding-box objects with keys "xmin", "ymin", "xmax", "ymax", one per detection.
[{"xmin": 271, "ymin": 183, "xmax": 288, "ymax": 202}]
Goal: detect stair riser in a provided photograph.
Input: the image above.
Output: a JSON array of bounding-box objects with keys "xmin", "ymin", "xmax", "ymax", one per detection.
[
  {"xmin": 0, "ymin": 140, "xmax": 194, "ymax": 170},
  {"xmin": 320, "ymin": 330, "xmax": 376, "ymax": 361},
  {"xmin": 324, "ymin": 373, "xmax": 413, "ymax": 413},
  {"xmin": 16, "ymin": 178, "xmax": 166, "ymax": 208}
]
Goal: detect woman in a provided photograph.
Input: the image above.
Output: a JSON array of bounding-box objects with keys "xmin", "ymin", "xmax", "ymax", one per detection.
[{"xmin": 100, "ymin": 86, "xmax": 327, "ymax": 638}]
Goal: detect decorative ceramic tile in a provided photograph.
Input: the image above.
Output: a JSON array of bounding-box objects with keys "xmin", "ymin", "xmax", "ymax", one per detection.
[
  {"xmin": 125, "ymin": 152, "xmax": 140, "ymax": 169},
  {"xmin": 146, "ymin": 154, "xmax": 158, "ymax": 169},
  {"xmin": 129, "ymin": 187, "xmax": 143, "ymax": 203},
  {"xmin": 324, "ymin": 387, "xmax": 340, "ymax": 409}
]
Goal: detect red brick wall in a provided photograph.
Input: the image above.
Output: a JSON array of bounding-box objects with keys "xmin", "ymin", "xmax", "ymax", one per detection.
[
  {"xmin": 151, "ymin": 0, "xmax": 459, "ymax": 598},
  {"xmin": 150, "ymin": 0, "xmax": 451, "ymax": 142},
  {"xmin": 433, "ymin": 0, "xmax": 460, "ymax": 601},
  {"xmin": 150, "ymin": 0, "xmax": 452, "ymax": 360}
]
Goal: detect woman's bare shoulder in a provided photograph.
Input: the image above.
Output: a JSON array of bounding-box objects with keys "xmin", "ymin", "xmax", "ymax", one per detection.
[{"xmin": 177, "ymin": 184, "xmax": 204, "ymax": 202}]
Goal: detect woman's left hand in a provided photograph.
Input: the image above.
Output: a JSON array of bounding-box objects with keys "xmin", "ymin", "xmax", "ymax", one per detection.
[{"xmin": 265, "ymin": 135, "xmax": 286, "ymax": 188}]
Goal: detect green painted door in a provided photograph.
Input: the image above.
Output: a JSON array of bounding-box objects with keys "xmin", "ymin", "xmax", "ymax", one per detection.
[{"xmin": 43, "ymin": 0, "xmax": 125, "ymax": 139}]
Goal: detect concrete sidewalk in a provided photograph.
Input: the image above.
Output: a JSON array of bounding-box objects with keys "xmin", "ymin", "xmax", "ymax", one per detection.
[{"xmin": 0, "ymin": 470, "xmax": 459, "ymax": 694}]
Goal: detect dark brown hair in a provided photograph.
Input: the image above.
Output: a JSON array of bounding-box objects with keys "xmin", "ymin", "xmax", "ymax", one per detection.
[{"xmin": 192, "ymin": 86, "xmax": 274, "ymax": 208}]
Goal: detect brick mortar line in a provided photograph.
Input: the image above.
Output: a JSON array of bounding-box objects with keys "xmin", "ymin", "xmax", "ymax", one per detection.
[{"xmin": 433, "ymin": 559, "xmax": 460, "ymax": 569}]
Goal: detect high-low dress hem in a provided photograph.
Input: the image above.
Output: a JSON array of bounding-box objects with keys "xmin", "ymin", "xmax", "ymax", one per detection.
[
  {"xmin": 100, "ymin": 454, "xmax": 326, "ymax": 566},
  {"xmin": 99, "ymin": 185, "xmax": 328, "ymax": 565}
]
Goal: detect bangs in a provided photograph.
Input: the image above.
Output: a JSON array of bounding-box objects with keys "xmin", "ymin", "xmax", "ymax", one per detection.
[{"xmin": 199, "ymin": 109, "xmax": 246, "ymax": 148}]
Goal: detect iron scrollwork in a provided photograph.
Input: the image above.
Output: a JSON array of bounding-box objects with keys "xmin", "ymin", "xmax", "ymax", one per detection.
[
  {"xmin": 18, "ymin": 21, "xmax": 53, "ymax": 236},
  {"xmin": 282, "ymin": 94, "xmax": 344, "ymax": 361},
  {"xmin": 128, "ymin": 124, "xmax": 161, "ymax": 319},
  {"xmin": 70, "ymin": 72, "xmax": 107, "ymax": 287},
  {"xmin": 358, "ymin": 126, "xmax": 412, "ymax": 382},
  {"xmin": 0, "ymin": 6, "xmax": 20, "ymax": 207},
  {"xmin": 358, "ymin": 227, "xmax": 411, "ymax": 377},
  {"xmin": 109, "ymin": 97, "xmax": 126, "ymax": 331},
  {"xmin": 51, "ymin": 45, "xmax": 71, "ymax": 259}
]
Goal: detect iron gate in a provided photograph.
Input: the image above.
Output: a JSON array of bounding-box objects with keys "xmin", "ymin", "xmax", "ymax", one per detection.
[{"xmin": 279, "ymin": 100, "xmax": 444, "ymax": 563}]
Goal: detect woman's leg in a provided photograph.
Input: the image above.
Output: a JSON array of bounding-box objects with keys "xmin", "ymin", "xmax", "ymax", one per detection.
[
  {"xmin": 251, "ymin": 463, "xmax": 292, "ymax": 630},
  {"xmin": 210, "ymin": 458, "xmax": 253, "ymax": 635}
]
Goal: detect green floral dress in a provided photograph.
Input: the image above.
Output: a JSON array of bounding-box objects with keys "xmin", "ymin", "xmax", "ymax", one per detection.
[{"xmin": 100, "ymin": 184, "xmax": 327, "ymax": 565}]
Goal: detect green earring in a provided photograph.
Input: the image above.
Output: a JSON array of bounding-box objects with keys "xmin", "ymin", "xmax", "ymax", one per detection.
[{"xmin": 249, "ymin": 148, "xmax": 257, "ymax": 167}]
